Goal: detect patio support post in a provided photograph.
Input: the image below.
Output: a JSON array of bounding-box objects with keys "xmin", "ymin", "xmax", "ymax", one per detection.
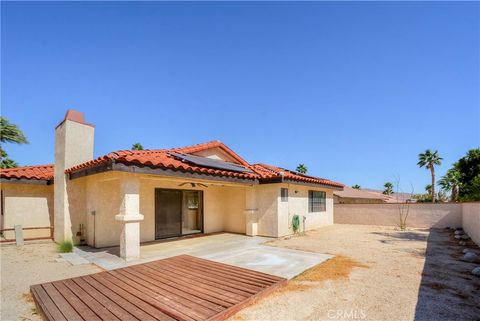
[
  {"xmin": 245, "ymin": 187, "xmax": 258, "ymax": 236},
  {"xmin": 115, "ymin": 176, "xmax": 144, "ymax": 261}
]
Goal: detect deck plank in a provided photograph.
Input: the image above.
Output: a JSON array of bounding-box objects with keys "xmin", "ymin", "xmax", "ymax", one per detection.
[
  {"xmin": 31, "ymin": 255, "xmax": 287, "ymax": 321},
  {"xmin": 141, "ymin": 262, "xmax": 249, "ymax": 302}
]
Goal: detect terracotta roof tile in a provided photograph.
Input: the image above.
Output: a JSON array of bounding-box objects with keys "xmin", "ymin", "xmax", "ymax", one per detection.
[
  {"xmin": 251, "ymin": 164, "xmax": 344, "ymax": 189},
  {"xmin": 171, "ymin": 140, "xmax": 249, "ymax": 166},
  {"xmin": 0, "ymin": 164, "xmax": 54, "ymax": 181},
  {"xmin": 6, "ymin": 141, "xmax": 344, "ymax": 188}
]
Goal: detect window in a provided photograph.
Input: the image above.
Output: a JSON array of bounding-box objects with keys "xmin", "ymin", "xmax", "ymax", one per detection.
[
  {"xmin": 281, "ymin": 188, "xmax": 288, "ymax": 202},
  {"xmin": 309, "ymin": 190, "xmax": 326, "ymax": 212}
]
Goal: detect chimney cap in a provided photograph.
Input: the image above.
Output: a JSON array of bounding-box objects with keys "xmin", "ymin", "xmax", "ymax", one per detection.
[{"xmin": 56, "ymin": 109, "xmax": 95, "ymax": 129}]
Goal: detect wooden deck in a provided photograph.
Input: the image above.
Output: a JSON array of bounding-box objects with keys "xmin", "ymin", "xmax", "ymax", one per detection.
[{"xmin": 31, "ymin": 254, "xmax": 287, "ymax": 321}]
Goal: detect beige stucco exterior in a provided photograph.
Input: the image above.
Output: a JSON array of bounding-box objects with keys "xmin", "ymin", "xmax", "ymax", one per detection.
[
  {"xmin": 2, "ymin": 167, "xmax": 336, "ymax": 247},
  {"xmin": 250, "ymin": 183, "xmax": 334, "ymax": 238},
  {"xmin": 54, "ymin": 118, "xmax": 94, "ymax": 242},
  {"xmin": 1, "ymin": 183, "xmax": 54, "ymax": 239},
  {"xmin": 61, "ymin": 172, "xmax": 253, "ymax": 248}
]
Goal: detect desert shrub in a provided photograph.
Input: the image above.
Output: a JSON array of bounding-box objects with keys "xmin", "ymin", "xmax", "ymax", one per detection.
[{"xmin": 57, "ymin": 240, "xmax": 73, "ymax": 253}]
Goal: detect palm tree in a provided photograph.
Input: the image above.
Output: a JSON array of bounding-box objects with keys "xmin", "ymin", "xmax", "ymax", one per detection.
[
  {"xmin": 0, "ymin": 150, "xmax": 18, "ymax": 168},
  {"xmin": 351, "ymin": 184, "xmax": 361, "ymax": 189},
  {"xmin": 296, "ymin": 164, "xmax": 307, "ymax": 174},
  {"xmin": 0, "ymin": 117, "xmax": 28, "ymax": 145},
  {"xmin": 0, "ymin": 117, "xmax": 28, "ymax": 168},
  {"xmin": 383, "ymin": 182, "xmax": 394, "ymax": 195},
  {"xmin": 131, "ymin": 143, "xmax": 144, "ymax": 150},
  {"xmin": 418, "ymin": 149, "xmax": 442, "ymax": 203},
  {"xmin": 438, "ymin": 168, "xmax": 461, "ymax": 202},
  {"xmin": 425, "ymin": 184, "xmax": 432, "ymax": 194}
]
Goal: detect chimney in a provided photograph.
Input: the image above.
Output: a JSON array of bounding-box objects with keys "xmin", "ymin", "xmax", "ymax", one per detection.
[{"xmin": 54, "ymin": 110, "xmax": 94, "ymax": 242}]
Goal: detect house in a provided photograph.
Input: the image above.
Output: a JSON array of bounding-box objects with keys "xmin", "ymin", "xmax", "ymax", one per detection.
[
  {"xmin": 334, "ymin": 187, "xmax": 415, "ymax": 204},
  {"xmin": 0, "ymin": 110, "xmax": 344, "ymax": 261}
]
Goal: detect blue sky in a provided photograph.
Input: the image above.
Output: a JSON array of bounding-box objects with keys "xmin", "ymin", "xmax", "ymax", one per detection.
[{"xmin": 2, "ymin": 1, "xmax": 479, "ymax": 192}]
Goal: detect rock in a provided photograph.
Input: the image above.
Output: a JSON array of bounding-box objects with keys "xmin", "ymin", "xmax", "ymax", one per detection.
[
  {"xmin": 462, "ymin": 252, "xmax": 479, "ymax": 263},
  {"xmin": 472, "ymin": 267, "xmax": 480, "ymax": 277},
  {"xmin": 463, "ymin": 248, "xmax": 474, "ymax": 254},
  {"xmin": 460, "ymin": 235, "xmax": 470, "ymax": 240},
  {"xmin": 454, "ymin": 230, "xmax": 464, "ymax": 235},
  {"xmin": 454, "ymin": 235, "xmax": 462, "ymax": 239},
  {"xmin": 459, "ymin": 241, "xmax": 467, "ymax": 246}
]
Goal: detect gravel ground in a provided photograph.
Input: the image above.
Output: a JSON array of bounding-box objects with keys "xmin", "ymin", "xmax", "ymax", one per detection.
[
  {"xmin": 0, "ymin": 241, "xmax": 101, "ymax": 321},
  {"xmin": 1, "ymin": 225, "xmax": 479, "ymax": 321},
  {"xmin": 229, "ymin": 224, "xmax": 480, "ymax": 321}
]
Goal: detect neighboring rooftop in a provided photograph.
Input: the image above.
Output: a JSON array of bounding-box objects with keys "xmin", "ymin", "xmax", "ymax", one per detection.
[{"xmin": 334, "ymin": 186, "xmax": 415, "ymax": 203}]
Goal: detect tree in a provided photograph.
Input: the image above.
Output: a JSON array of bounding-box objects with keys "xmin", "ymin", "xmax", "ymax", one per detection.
[
  {"xmin": 0, "ymin": 150, "xmax": 18, "ymax": 168},
  {"xmin": 351, "ymin": 184, "xmax": 361, "ymax": 189},
  {"xmin": 438, "ymin": 167, "xmax": 461, "ymax": 202},
  {"xmin": 131, "ymin": 143, "xmax": 144, "ymax": 150},
  {"xmin": 425, "ymin": 184, "xmax": 432, "ymax": 195},
  {"xmin": 455, "ymin": 148, "xmax": 480, "ymax": 201},
  {"xmin": 417, "ymin": 149, "xmax": 442, "ymax": 203},
  {"xmin": 0, "ymin": 116, "xmax": 28, "ymax": 168},
  {"xmin": 383, "ymin": 182, "xmax": 394, "ymax": 195},
  {"xmin": 296, "ymin": 164, "xmax": 307, "ymax": 174},
  {"xmin": 0, "ymin": 117, "xmax": 28, "ymax": 145}
]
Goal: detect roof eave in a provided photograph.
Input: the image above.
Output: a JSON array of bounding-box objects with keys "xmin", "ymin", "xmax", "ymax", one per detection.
[
  {"xmin": 68, "ymin": 160, "xmax": 258, "ymax": 185},
  {"xmin": 0, "ymin": 178, "xmax": 53, "ymax": 185}
]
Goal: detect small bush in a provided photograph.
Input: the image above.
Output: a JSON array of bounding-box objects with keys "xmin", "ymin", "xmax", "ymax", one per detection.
[
  {"xmin": 57, "ymin": 240, "xmax": 73, "ymax": 253},
  {"xmin": 292, "ymin": 214, "xmax": 300, "ymax": 233}
]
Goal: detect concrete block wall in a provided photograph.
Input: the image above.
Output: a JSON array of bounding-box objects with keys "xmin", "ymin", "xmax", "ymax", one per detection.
[
  {"xmin": 462, "ymin": 202, "xmax": 480, "ymax": 246},
  {"xmin": 334, "ymin": 202, "xmax": 480, "ymax": 245}
]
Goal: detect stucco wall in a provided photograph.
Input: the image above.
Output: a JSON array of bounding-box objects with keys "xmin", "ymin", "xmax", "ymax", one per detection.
[
  {"xmin": 80, "ymin": 172, "xmax": 250, "ymax": 248},
  {"xmin": 254, "ymin": 183, "xmax": 334, "ymax": 237},
  {"xmin": 223, "ymin": 187, "xmax": 247, "ymax": 234},
  {"xmin": 255, "ymin": 185, "xmax": 280, "ymax": 237},
  {"xmin": 1, "ymin": 183, "xmax": 54, "ymax": 239},
  {"xmin": 277, "ymin": 184, "xmax": 334, "ymax": 237},
  {"xmin": 334, "ymin": 203, "xmax": 463, "ymax": 228},
  {"xmin": 462, "ymin": 202, "xmax": 480, "ymax": 246}
]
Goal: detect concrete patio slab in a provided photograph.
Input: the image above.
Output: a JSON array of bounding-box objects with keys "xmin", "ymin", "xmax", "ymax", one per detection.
[
  {"xmin": 59, "ymin": 252, "xmax": 90, "ymax": 265},
  {"xmin": 75, "ymin": 233, "xmax": 331, "ymax": 279}
]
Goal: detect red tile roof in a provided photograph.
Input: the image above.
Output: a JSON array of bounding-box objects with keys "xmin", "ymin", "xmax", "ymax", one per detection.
[
  {"xmin": 0, "ymin": 164, "xmax": 54, "ymax": 181},
  {"xmin": 251, "ymin": 164, "xmax": 344, "ymax": 188},
  {"xmin": 65, "ymin": 141, "xmax": 344, "ymax": 188},
  {"xmin": 171, "ymin": 140, "xmax": 249, "ymax": 166},
  {"xmin": 65, "ymin": 149, "xmax": 258, "ymax": 180},
  {"xmin": 1, "ymin": 141, "xmax": 344, "ymax": 189}
]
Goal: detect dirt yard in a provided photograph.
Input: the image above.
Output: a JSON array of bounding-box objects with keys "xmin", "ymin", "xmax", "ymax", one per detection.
[
  {"xmin": 1, "ymin": 225, "xmax": 479, "ymax": 321},
  {"xmin": 0, "ymin": 241, "xmax": 101, "ymax": 321},
  {"xmin": 230, "ymin": 224, "xmax": 480, "ymax": 321}
]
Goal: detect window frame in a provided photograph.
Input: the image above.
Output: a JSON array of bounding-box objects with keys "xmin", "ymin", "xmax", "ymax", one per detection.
[
  {"xmin": 280, "ymin": 188, "xmax": 288, "ymax": 202},
  {"xmin": 308, "ymin": 190, "xmax": 326, "ymax": 212}
]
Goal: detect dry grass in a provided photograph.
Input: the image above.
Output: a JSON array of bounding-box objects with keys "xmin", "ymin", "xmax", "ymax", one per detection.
[
  {"xmin": 22, "ymin": 292, "xmax": 34, "ymax": 303},
  {"xmin": 294, "ymin": 255, "xmax": 369, "ymax": 282},
  {"xmin": 266, "ymin": 255, "xmax": 369, "ymax": 300}
]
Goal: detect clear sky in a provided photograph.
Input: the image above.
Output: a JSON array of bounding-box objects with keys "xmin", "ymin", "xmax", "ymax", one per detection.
[{"xmin": 2, "ymin": 1, "xmax": 479, "ymax": 192}]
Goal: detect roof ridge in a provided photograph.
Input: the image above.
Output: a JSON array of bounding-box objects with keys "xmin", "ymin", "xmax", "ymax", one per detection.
[{"xmin": 170, "ymin": 140, "xmax": 222, "ymax": 151}]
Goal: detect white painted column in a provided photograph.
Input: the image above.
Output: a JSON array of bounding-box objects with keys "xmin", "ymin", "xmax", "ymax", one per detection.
[
  {"xmin": 245, "ymin": 186, "xmax": 258, "ymax": 236},
  {"xmin": 115, "ymin": 176, "xmax": 144, "ymax": 261}
]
